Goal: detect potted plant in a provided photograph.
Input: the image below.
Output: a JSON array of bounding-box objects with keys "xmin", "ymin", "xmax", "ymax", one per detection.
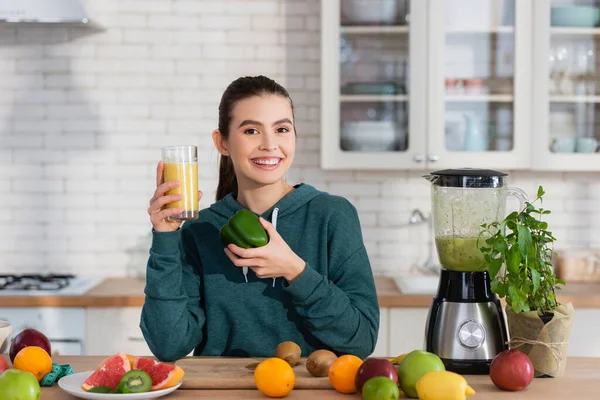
[{"xmin": 478, "ymin": 186, "xmax": 574, "ymax": 378}]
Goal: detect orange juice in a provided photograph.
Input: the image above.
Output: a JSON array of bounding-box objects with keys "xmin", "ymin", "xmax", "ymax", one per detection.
[{"xmin": 163, "ymin": 162, "xmax": 198, "ymax": 220}]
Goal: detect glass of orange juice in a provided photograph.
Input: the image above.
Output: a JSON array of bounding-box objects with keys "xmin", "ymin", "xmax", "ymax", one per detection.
[{"xmin": 161, "ymin": 145, "xmax": 199, "ymax": 221}]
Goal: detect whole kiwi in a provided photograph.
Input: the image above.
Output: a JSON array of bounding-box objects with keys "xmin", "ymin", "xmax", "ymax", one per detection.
[
  {"xmin": 275, "ymin": 341, "xmax": 302, "ymax": 367},
  {"xmin": 306, "ymin": 349, "xmax": 338, "ymax": 377}
]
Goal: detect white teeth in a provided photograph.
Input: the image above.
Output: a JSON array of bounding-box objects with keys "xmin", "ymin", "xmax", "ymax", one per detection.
[{"xmin": 253, "ymin": 159, "xmax": 279, "ymax": 165}]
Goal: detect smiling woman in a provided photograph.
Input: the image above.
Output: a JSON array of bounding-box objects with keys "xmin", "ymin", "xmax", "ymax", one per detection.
[{"xmin": 140, "ymin": 75, "xmax": 380, "ymax": 363}]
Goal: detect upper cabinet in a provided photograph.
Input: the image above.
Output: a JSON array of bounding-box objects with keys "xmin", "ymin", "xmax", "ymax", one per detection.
[
  {"xmin": 427, "ymin": 0, "xmax": 532, "ymax": 169},
  {"xmin": 321, "ymin": 0, "xmax": 600, "ymax": 171},
  {"xmin": 533, "ymin": 0, "xmax": 600, "ymax": 170},
  {"xmin": 321, "ymin": 0, "xmax": 428, "ymax": 169}
]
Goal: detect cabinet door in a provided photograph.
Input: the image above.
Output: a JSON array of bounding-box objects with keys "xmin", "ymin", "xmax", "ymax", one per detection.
[
  {"xmin": 388, "ymin": 308, "xmax": 430, "ymax": 356},
  {"xmin": 371, "ymin": 307, "xmax": 390, "ymax": 357},
  {"xmin": 85, "ymin": 308, "xmax": 153, "ymax": 356},
  {"xmin": 321, "ymin": 0, "xmax": 428, "ymax": 169},
  {"xmin": 533, "ymin": 0, "xmax": 600, "ymax": 171},
  {"xmin": 427, "ymin": 0, "xmax": 532, "ymax": 169}
]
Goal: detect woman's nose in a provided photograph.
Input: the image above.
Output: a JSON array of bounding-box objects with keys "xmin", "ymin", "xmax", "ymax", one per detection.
[{"xmin": 259, "ymin": 134, "xmax": 278, "ymax": 151}]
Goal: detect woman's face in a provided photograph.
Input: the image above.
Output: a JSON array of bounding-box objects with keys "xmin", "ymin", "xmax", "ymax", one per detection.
[{"xmin": 220, "ymin": 94, "xmax": 296, "ymax": 189}]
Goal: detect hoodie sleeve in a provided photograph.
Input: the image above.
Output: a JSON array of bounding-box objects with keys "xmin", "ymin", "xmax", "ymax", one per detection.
[
  {"xmin": 139, "ymin": 224, "xmax": 205, "ymax": 361},
  {"xmin": 283, "ymin": 199, "xmax": 380, "ymax": 359}
]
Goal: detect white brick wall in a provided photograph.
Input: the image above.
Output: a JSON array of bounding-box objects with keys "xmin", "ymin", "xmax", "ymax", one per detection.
[{"xmin": 0, "ymin": 0, "xmax": 590, "ymax": 277}]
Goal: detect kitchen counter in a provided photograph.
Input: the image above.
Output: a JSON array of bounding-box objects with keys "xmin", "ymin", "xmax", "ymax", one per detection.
[
  {"xmin": 1, "ymin": 276, "xmax": 600, "ymax": 308},
  {"xmin": 42, "ymin": 356, "xmax": 600, "ymax": 399}
]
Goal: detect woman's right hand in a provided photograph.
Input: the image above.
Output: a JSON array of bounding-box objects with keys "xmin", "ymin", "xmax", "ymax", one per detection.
[{"xmin": 148, "ymin": 161, "xmax": 202, "ymax": 232}]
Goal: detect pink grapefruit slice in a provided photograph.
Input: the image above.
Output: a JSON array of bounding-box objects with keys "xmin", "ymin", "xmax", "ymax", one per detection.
[
  {"xmin": 81, "ymin": 353, "xmax": 131, "ymax": 392},
  {"xmin": 133, "ymin": 357, "xmax": 185, "ymax": 391}
]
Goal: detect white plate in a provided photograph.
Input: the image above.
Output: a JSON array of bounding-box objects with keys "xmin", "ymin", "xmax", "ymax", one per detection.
[{"xmin": 58, "ymin": 371, "xmax": 181, "ymax": 400}]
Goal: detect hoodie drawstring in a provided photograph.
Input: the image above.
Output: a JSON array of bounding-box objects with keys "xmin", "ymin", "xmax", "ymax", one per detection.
[
  {"xmin": 271, "ymin": 207, "xmax": 279, "ymax": 287},
  {"xmin": 242, "ymin": 207, "xmax": 279, "ymax": 287}
]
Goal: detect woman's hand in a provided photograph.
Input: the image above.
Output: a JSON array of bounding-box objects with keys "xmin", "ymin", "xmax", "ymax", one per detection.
[
  {"xmin": 224, "ymin": 217, "xmax": 306, "ymax": 282},
  {"xmin": 148, "ymin": 161, "xmax": 202, "ymax": 232}
]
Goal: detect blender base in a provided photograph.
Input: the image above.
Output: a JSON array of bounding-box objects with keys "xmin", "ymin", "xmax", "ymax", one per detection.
[{"xmin": 440, "ymin": 358, "xmax": 492, "ymax": 375}]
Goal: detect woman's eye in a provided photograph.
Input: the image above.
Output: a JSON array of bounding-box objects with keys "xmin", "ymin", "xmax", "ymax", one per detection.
[
  {"xmin": 277, "ymin": 127, "xmax": 289, "ymax": 133},
  {"xmin": 244, "ymin": 128, "xmax": 258, "ymax": 134}
]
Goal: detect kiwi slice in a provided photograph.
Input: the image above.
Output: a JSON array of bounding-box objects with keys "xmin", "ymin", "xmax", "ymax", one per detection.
[
  {"xmin": 88, "ymin": 386, "xmax": 113, "ymax": 393},
  {"xmin": 118, "ymin": 370, "xmax": 152, "ymax": 394}
]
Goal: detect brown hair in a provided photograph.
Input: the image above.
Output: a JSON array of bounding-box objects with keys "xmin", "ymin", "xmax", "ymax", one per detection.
[{"xmin": 215, "ymin": 75, "xmax": 295, "ymax": 201}]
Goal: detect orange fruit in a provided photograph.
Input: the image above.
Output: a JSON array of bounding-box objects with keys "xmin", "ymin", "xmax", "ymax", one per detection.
[
  {"xmin": 328, "ymin": 354, "xmax": 363, "ymax": 394},
  {"xmin": 254, "ymin": 357, "xmax": 295, "ymax": 397},
  {"xmin": 13, "ymin": 346, "xmax": 53, "ymax": 382}
]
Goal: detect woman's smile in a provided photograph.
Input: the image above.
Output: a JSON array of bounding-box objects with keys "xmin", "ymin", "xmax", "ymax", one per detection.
[{"xmin": 251, "ymin": 157, "xmax": 283, "ymax": 170}]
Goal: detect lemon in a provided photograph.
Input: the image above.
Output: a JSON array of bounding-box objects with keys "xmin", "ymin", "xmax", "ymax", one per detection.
[{"xmin": 416, "ymin": 370, "xmax": 475, "ymax": 400}]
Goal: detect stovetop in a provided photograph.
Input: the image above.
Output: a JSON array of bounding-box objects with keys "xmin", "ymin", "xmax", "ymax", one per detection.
[{"xmin": 0, "ymin": 274, "xmax": 105, "ymax": 296}]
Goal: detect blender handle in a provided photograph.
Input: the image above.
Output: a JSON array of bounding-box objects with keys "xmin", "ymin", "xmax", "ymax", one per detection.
[{"xmin": 506, "ymin": 187, "xmax": 528, "ymax": 210}]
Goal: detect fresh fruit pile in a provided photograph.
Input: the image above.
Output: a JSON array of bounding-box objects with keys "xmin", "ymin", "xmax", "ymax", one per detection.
[
  {"xmin": 82, "ymin": 353, "xmax": 184, "ymax": 394},
  {"xmin": 255, "ymin": 340, "xmax": 537, "ymax": 398},
  {"xmin": 0, "ymin": 328, "xmax": 53, "ymax": 400}
]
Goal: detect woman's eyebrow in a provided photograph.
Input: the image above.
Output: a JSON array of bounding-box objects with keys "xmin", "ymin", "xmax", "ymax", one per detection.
[{"xmin": 237, "ymin": 118, "xmax": 292, "ymax": 128}]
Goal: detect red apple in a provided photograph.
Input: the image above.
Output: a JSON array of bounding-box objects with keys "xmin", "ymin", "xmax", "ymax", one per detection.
[
  {"xmin": 490, "ymin": 349, "xmax": 534, "ymax": 391},
  {"xmin": 0, "ymin": 355, "xmax": 9, "ymax": 374},
  {"xmin": 355, "ymin": 357, "xmax": 398, "ymax": 393},
  {"xmin": 9, "ymin": 328, "xmax": 51, "ymax": 363}
]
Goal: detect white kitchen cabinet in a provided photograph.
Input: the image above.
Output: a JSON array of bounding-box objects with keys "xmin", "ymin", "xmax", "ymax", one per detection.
[
  {"xmin": 567, "ymin": 309, "xmax": 600, "ymax": 358},
  {"xmin": 388, "ymin": 308, "xmax": 430, "ymax": 357},
  {"xmin": 532, "ymin": 0, "xmax": 600, "ymax": 171},
  {"xmin": 322, "ymin": 0, "xmax": 600, "ymax": 171},
  {"xmin": 321, "ymin": 0, "xmax": 428, "ymax": 170},
  {"xmin": 371, "ymin": 307, "xmax": 390, "ymax": 357},
  {"xmin": 85, "ymin": 307, "xmax": 153, "ymax": 356}
]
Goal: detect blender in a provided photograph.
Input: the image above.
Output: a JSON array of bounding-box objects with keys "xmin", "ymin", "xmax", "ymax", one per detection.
[{"xmin": 422, "ymin": 168, "xmax": 527, "ymax": 374}]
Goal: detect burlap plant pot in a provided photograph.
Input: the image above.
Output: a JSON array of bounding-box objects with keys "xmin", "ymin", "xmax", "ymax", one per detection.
[{"xmin": 505, "ymin": 302, "xmax": 574, "ymax": 378}]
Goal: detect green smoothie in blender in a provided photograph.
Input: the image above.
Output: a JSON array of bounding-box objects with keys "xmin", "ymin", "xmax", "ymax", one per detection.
[{"xmin": 435, "ymin": 236, "xmax": 487, "ymax": 272}]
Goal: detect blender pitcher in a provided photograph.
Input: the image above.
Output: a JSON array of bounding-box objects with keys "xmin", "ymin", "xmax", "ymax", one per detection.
[
  {"xmin": 424, "ymin": 168, "xmax": 528, "ymax": 272},
  {"xmin": 422, "ymin": 168, "xmax": 528, "ymax": 375}
]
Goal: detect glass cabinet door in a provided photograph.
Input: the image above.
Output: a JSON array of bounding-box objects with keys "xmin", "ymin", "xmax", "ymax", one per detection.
[
  {"xmin": 321, "ymin": 0, "xmax": 428, "ymax": 169},
  {"xmin": 428, "ymin": 0, "xmax": 531, "ymax": 169},
  {"xmin": 533, "ymin": 0, "xmax": 600, "ymax": 170}
]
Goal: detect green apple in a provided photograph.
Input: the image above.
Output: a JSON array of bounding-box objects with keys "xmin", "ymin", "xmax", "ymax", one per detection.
[
  {"xmin": 0, "ymin": 369, "xmax": 41, "ymax": 400},
  {"xmin": 396, "ymin": 350, "xmax": 445, "ymax": 398}
]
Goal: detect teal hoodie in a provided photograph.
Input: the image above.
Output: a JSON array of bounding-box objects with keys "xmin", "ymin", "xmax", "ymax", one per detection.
[{"xmin": 140, "ymin": 183, "xmax": 380, "ymax": 361}]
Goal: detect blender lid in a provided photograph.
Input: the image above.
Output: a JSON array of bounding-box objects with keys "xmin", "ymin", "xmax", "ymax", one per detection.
[{"xmin": 423, "ymin": 168, "xmax": 508, "ymax": 188}]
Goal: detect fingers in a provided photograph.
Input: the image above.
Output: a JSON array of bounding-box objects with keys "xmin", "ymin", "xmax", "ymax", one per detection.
[
  {"xmin": 198, "ymin": 190, "xmax": 203, "ymax": 203},
  {"xmin": 258, "ymin": 217, "xmax": 276, "ymax": 234},
  {"xmin": 151, "ymin": 207, "xmax": 184, "ymax": 222},
  {"xmin": 227, "ymin": 243, "xmax": 263, "ymax": 259},
  {"xmin": 224, "ymin": 248, "xmax": 263, "ymax": 268},
  {"xmin": 249, "ymin": 267, "xmax": 275, "ymax": 279},
  {"xmin": 148, "ymin": 194, "xmax": 182, "ymax": 213},
  {"xmin": 149, "ymin": 181, "xmax": 180, "ymax": 205},
  {"xmin": 156, "ymin": 161, "xmax": 164, "ymax": 187}
]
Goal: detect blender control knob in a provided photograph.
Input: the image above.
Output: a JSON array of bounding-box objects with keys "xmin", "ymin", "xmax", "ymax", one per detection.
[
  {"xmin": 457, "ymin": 320, "xmax": 485, "ymax": 349},
  {"xmin": 428, "ymin": 154, "xmax": 440, "ymax": 162}
]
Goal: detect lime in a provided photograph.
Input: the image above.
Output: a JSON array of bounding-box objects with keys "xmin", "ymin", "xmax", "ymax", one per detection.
[
  {"xmin": 396, "ymin": 350, "xmax": 445, "ymax": 398},
  {"xmin": 88, "ymin": 386, "xmax": 113, "ymax": 393},
  {"xmin": 362, "ymin": 376, "xmax": 400, "ymax": 400}
]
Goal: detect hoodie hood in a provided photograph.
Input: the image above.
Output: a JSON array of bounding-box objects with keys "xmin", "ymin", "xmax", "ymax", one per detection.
[{"xmin": 209, "ymin": 183, "xmax": 324, "ymax": 220}]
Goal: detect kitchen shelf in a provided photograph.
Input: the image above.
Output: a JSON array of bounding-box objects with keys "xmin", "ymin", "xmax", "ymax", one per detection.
[
  {"xmin": 445, "ymin": 26, "xmax": 514, "ymax": 34},
  {"xmin": 550, "ymin": 95, "xmax": 600, "ymax": 103},
  {"xmin": 551, "ymin": 27, "xmax": 600, "ymax": 36},
  {"xmin": 445, "ymin": 94, "xmax": 514, "ymax": 102},
  {"xmin": 340, "ymin": 25, "xmax": 409, "ymax": 34},
  {"xmin": 340, "ymin": 94, "xmax": 408, "ymax": 102}
]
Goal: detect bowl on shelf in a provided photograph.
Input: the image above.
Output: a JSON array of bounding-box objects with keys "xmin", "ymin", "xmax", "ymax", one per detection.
[
  {"xmin": 341, "ymin": 0, "xmax": 399, "ymax": 25},
  {"xmin": 551, "ymin": 6, "xmax": 600, "ymax": 27},
  {"xmin": 340, "ymin": 120, "xmax": 403, "ymax": 151}
]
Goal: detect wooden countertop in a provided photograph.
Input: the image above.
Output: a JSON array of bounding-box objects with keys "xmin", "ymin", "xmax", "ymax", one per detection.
[
  {"xmin": 42, "ymin": 356, "xmax": 600, "ymax": 399},
  {"xmin": 0, "ymin": 276, "xmax": 599, "ymax": 308}
]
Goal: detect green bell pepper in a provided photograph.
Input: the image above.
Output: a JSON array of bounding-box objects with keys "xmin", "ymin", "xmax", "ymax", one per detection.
[{"xmin": 219, "ymin": 209, "xmax": 269, "ymax": 248}]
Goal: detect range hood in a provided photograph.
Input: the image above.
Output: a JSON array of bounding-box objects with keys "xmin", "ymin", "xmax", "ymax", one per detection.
[{"xmin": 0, "ymin": 0, "xmax": 90, "ymax": 24}]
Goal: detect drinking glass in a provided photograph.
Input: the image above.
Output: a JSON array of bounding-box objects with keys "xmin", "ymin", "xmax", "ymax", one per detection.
[{"xmin": 161, "ymin": 145, "xmax": 199, "ymax": 221}]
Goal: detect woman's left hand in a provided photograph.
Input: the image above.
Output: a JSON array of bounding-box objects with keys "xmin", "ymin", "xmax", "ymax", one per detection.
[{"xmin": 224, "ymin": 217, "xmax": 306, "ymax": 282}]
